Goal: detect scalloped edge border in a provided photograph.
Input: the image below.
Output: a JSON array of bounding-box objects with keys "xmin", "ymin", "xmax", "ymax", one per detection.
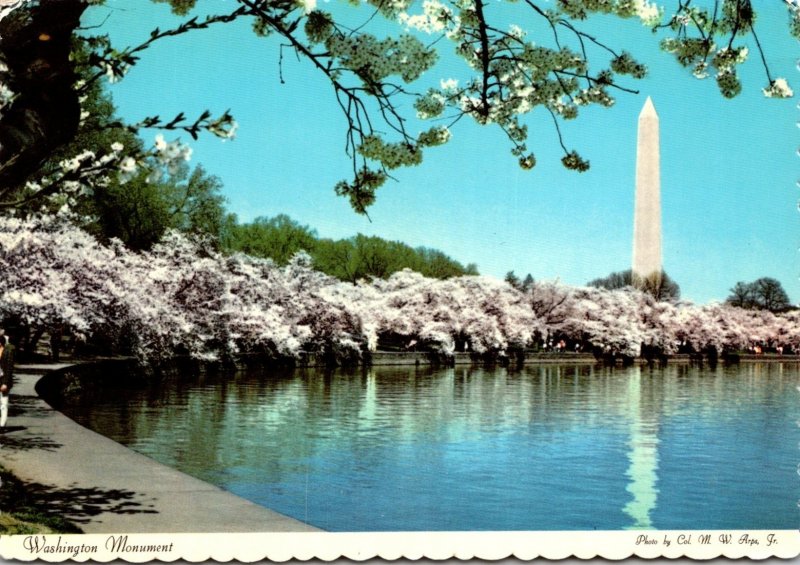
[{"xmin": 0, "ymin": 530, "xmax": 798, "ymax": 561}]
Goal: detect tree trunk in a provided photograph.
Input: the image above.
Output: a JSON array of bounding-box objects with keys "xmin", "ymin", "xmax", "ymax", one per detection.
[{"xmin": 0, "ymin": 0, "xmax": 87, "ymax": 191}]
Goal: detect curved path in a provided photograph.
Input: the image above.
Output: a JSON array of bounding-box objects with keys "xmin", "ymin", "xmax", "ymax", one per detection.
[{"xmin": 0, "ymin": 362, "xmax": 319, "ymax": 533}]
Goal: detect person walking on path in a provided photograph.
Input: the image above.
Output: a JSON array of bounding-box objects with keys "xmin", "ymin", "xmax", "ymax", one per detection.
[{"xmin": 0, "ymin": 334, "xmax": 16, "ymax": 428}]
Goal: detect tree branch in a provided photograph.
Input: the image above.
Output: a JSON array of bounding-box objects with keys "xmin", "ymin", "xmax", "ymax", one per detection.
[{"xmin": 473, "ymin": 0, "xmax": 492, "ymax": 118}]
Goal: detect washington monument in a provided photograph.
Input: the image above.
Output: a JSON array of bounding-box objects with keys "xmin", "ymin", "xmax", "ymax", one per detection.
[{"xmin": 632, "ymin": 96, "xmax": 662, "ymax": 287}]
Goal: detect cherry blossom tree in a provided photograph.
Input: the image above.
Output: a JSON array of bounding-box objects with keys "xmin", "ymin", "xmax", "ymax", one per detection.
[
  {"xmin": 559, "ymin": 286, "xmax": 647, "ymax": 356},
  {"xmin": 775, "ymin": 310, "xmax": 800, "ymax": 350},
  {"xmin": 367, "ymin": 270, "xmax": 540, "ymax": 356},
  {"xmin": 0, "ymin": 212, "xmax": 797, "ymax": 364},
  {"xmin": 0, "ymin": 214, "xmax": 366, "ymax": 361}
]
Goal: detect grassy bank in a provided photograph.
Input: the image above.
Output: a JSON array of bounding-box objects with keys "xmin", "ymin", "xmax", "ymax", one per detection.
[{"xmin": 0, "ymin": 466, "xmax": 82, "ymax": 534}]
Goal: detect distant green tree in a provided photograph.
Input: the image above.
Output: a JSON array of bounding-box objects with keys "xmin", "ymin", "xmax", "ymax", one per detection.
[
  {"xmin": 639, "ymin": 272, "xmax": 681, "ymax": 302},
  {"xmin": 222, "ymin": 214, "xmax": 318, "ymax": 264},
  {"xmin": 312, "ymin": 237, "xmax": 357, "ymax": 281},
  {"xmin": 753, "ymin": 277, "xmax": 791, "ymax": 312},
  {"xmin": 505, "ymin": 271, "xmax": 520, "ymax": 289},
  {"xmin": 505, "ymin": 271, "xmax": 534, "ymax": 292},
  {"xmin": 726, "ymin": 277, "xmax": 792, "ymax": 312},
  {"xmin": 588, "ymin": 269, "xmax": 680, "ymax": 301},
  {"xmin": 163, "ymin": 165, "xmax": 228, "ymax": 239},
  {"xmin": 312, "ymin": 234, "xmax": 477, "ymax": 282},
  {"xmin": 522, "ymin": 273, "xmax": 535, "ymax": 291},
  {"xmin": 416, "ymin": 247, "xmax": 478, "ymax": 279},
  {"xmin": 226, "ymin": 216, "xmax": 477, "ymax": 281},
  {"xmin": 87, "ymin": 163, "xmax": 227, "ymax": 250},
  {"xmin": 351, "ymin": 235, "xmax": 399, "ymax": 280},
  {"xmin": 587, "ymin": 270, "xmax": 630, "ymax": 291},
  {"xmin": 86, "ymin": 169, "xmax": 170, "ymax": 250},
  {"xmin": 726, "ymin": 280, "xmax": 756, "ymax": 309}
]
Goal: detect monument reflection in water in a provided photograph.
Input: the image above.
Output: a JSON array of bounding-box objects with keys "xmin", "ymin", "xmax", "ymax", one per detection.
[
  {"xmin": 623, "ymin": 370, "xmax": 660, "ymax": 529},
  {"xmin": 60, "ymin": 362, "xmax": 800, "ymax": 531}
]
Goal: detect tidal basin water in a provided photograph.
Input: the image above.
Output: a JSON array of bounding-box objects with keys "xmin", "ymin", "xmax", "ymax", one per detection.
[{"xmin": 58, "ymin": 362, "xmax": 799, "ymax": 531}]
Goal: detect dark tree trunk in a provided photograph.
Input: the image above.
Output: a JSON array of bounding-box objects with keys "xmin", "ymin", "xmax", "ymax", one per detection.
[{"xmin": 0, "ymin": 0, "xmax": 87, "ymax": 192}]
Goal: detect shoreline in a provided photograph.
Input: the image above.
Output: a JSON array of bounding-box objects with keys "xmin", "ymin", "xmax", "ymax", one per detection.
[
  {"xmin": 247, "ymin": 350, "xmax": 800, "ymax": 368},
  {"xmin": 0, "ymin": 362, "xmax": 320, "ymax": 533}
]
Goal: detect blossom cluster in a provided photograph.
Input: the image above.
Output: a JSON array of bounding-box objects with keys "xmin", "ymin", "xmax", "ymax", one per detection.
[
  {"xmin": 2, "ymin": 217, "xmax": 798, "ymax": 364},
  {"xmin": 395, "ymin": 1, "xmax": 647, "ymax": 171},
  {"xmin": 0, "ymin": 0, "xmax": 29, "ymax": 24},
  {"xmin": 153, "ymin": 134, "xmax": 193, "ymax": 175},
  {"xmin": 398, "ymin": 0, "xmax": 455, "ymax": 35},
  {"xmin": 116, "ymin": 134, "xmax": 193, "ymax": 184},
  {"xmin": 656, "ymin": 3, "xmax": 794, "ymax": 99},
  {"xmin": 762, "ymin": 78, "xmax": 794, "ymax": 99},
  {"xmin": 24, "ymin": 143, "xmax": 128, "ymax": 214},
  {"xmin": 633, "ymin": 0, "xmax": 662, "ymax": 26},
  {"xmin": 0, "ymin": 59, "xmax": 13, "ymax": 117},
  {"xmin": 790, "ymin": 0, "xmax": 800, "ymax": 39},
  {"xmin": 324, "ymin": 33, "xmax": 436, "ymax": 84}
]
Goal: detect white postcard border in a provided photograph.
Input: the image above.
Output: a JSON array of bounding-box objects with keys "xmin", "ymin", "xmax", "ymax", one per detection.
[{"xmin": 0, "ymin": 529, "xmax": 798, "ymax": 562}]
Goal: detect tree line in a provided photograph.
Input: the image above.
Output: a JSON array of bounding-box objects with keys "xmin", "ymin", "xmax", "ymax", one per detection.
[
  {"xmin": 2, "ymin": 215, "xmax": 798, "ymax": 365},
  {"xmin": 222, "ymin": 215, "xmax": 478, "ymax": 282},
  {"xmin": 512, "ymin": 269, "xmax": 793, "ymax": 313}
]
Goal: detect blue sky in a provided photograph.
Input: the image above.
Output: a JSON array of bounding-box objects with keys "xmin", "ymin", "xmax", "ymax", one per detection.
[{"xmin": 84, "ymin": 1, "xmax": 798, "ymax": 304}]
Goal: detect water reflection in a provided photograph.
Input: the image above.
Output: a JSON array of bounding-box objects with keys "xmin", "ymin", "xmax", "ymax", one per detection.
[
  {"xmin": 58, "ymin": 362, "xmax": 800, "ymax": 531},
  {"xmin": 622, "ymin": 368, "xmax": 660, "ymax": 529}
]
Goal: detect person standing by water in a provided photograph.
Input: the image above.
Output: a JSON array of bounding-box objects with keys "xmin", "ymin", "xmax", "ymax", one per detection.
[{"xmin": 0, "ymin": 335, "xmax": 15, "ymax": 428}]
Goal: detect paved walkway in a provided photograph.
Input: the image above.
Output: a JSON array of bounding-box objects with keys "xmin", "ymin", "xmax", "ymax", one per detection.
[{"xmin": 0, "ymin": 362, "xmax": 319, "ymax": 533}]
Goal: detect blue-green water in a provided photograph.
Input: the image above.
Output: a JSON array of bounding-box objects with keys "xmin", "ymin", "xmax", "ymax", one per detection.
[{"xmin": 58, "ymin": 362, "xmax": 800, "ymax": 531}]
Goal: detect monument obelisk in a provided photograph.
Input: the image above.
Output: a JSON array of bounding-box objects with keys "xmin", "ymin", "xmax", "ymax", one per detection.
[{"xmin": 632, "ymin": 96, "xmax": 662, "ymax": 288}]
